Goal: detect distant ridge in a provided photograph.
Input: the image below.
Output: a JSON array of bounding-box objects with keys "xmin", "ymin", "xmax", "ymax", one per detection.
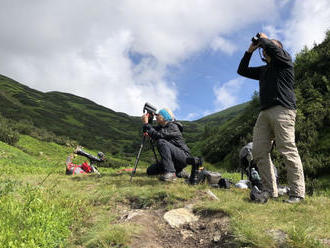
[
  {"xmin": 0, "ymin": 74, "xmax": 249, "ymax": 157},
  {"xmin": 0, "ymin": 74, "xmax": 141, "ymax": 154}
]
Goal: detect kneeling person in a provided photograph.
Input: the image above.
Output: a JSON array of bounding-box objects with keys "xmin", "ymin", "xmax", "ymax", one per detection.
[{"xmin": 142, "ymin": 108, "xmax": 197, "ymax": 182}]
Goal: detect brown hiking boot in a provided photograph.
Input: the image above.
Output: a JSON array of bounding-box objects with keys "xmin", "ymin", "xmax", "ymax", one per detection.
[{"xmin": 159, "ymin": 172, "xmax": 177, "ymax": 182}]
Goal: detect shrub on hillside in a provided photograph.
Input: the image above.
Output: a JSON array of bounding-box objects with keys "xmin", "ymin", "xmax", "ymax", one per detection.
[
  {"xmin": 0, "ymin": 116, "xmax": 19, "ymax": 145},
  {"xmin": 13, "ymin": 119, "xmax": 77, "ymax": 147},
  {"xmin": 13, "ymin": 119, "xmax": 35, "ymax": 135}
]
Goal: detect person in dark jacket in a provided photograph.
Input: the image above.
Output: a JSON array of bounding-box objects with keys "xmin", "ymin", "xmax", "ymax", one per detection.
[
  {"xmin": 142, "ymin": 108, "xmax": 200, "ymax": 182},
  {"xmin": 237, "ymin": 33, "xmax": 305, "ymax": 203}
]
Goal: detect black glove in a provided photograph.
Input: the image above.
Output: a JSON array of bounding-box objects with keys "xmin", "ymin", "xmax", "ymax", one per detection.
[{"xmin": 142, "ymin": 124, "xmax": 148, "ymax": 133}]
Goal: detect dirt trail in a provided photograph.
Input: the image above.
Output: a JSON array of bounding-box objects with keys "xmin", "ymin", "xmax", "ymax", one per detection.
[{"xmin": 119, "ymin": 207, "xmax": 235, "ymax": 248}]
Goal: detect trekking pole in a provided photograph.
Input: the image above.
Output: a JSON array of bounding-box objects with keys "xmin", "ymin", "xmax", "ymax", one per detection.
[{"xmin": 130, "ymin": 135, "xmax": 146, "ymax": 182}]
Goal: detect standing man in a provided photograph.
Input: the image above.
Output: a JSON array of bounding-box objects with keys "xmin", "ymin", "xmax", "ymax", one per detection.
[
  {"xmin": 142, "ymin": 108, "xmax": 201, "ymax": 182},
  {"xmin": 237, "ymin": 33, "xmax": 305, "ymax": 203}
]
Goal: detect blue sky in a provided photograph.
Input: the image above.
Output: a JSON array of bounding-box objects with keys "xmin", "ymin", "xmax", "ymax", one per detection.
[{"xmin": 0, "ymin": 0, "xmax": 329, "ymax": 120}]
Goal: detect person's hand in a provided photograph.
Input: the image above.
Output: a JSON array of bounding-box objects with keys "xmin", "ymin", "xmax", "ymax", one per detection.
[
  {"xmin": 258, "ymin": 32, "xmax": 268, "ymax": 39},
  {"xmin": 247, "ymin": 43, "xmax": 259, "ymax": 53},
  {"xmin": 74, "ymin": 145, "xmax": 82, "ymax": 154},
  {"xmin": 141, "ymin": 114, "xmax": 149, "ymax": 124}
]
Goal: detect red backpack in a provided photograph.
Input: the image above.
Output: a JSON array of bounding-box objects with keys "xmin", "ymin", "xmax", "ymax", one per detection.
[
  {"xmin": 81, "ymin": 162, "xmax": 93, "ymax": 173},
  {"xmin": 66, "ymin": 161, "xmax": 92, "ymax": 175}
]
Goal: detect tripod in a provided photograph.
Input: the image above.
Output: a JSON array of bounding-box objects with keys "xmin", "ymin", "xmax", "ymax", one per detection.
[{"xmin": 130, "ymin": 133, "xmax": 159, "ymax": 182}]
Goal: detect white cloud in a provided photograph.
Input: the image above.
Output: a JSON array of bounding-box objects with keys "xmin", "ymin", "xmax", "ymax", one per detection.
[
  {"xmin": 283, "ymin": 0, "xmax": 330, "ymax": 55},
  {"xmin": 210, "ymin": 37, "xmax": 237, "ymax": 55},
  {"xmin": 0, "ymin": 0, "xmax": 278, "ymax": 116},
  {"xmin": 184, "ymin": 112, "xmax": 200, "ymax": 121},
  {"xmin": 213, "ymin": 78, "xmax": 244, "ymax": 111},
  {"xmin": 262, "ymin": 25, "xmax": 283, "ymax": 40},
  {"xmin": 182, "ymin": 109, "xmax": 215, "ymax": 121}
]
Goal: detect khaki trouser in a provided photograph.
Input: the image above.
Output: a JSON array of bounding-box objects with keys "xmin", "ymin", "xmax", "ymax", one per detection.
[{"xmin": 252, "ymin": 105, "xmax": 305, "ymax": 198}]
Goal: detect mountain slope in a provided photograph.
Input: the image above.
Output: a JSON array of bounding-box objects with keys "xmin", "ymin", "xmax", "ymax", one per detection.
[
  {"xmin": 0, "ymin": 75, "xmax": 141, "ymax": 153},
  {"xmin": 0, "ymin": 74, "xmax": 251, "ymax": 156}
]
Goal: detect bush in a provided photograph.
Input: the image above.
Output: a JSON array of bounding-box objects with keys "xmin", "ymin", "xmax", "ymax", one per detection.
[
  {"xmin": 12, "ymin": 119, "xmax": 35, "ymax": 135},
  {"xmin": 12, "ymin": 119, "xmax": 76, "ymax": 147},
  {"xmin": 0, "ymin": 116, "xmax": 19, "ymax": 146}
]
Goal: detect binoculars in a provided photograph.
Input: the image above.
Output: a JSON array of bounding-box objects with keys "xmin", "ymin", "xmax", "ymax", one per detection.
[
  {"xmin": 251, "ymin": 32, "xmax": 261, "ymax": 45},
  {"xmin": 143, "ymin": 102, "xmax": 157, "ymax": 124}
]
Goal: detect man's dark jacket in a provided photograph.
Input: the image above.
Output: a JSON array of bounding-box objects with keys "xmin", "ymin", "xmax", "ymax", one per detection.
[
  {"xmin": 237, "ymin": 38, "xmax": 296, "ymax": 110},
  {"xmin": 144, "ymin": 121, "xmax": 191, "ymax": 155}
]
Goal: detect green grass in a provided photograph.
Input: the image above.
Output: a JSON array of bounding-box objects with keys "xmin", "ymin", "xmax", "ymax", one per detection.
[
  {"xmin": 0, "ymin": 136, "xmax": 329, "ymax": 247},
  {"xmin": 195, "ymin": 190, "xmax": 330, "ymax": 247},
  {"xmin": 0, "ymin": 177, "xmax": 87, "ymax": 247}
]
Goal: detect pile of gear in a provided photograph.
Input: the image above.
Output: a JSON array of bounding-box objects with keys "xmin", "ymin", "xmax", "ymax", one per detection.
[
  {"xmin": 238, "ymin": 142, "xmax": 289, "ymax": 203},
  {"xmin": 185, "ymin": 142, "xmax": 290, "ymax": 204},
  {"xmin": 187, "ymin": 166, "xmax": 232, "ymax": 189},
  {"xmin": 65, "ymin": 146, "xmax": 105, "ymax": 176}
]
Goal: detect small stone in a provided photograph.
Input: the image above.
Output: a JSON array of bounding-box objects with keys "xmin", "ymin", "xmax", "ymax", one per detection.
[
  {"xmin": 320, "ymin": 238, "xmax": 330, "ymax": 246},
  {"xmin": 164, "ymin": 208, "xmax": 199, "ymax": 228},
  {"xmin": 125, "ymin": 210, "xmax": 145, "ymax": 221},
  {"xmin": 213, "ymin": 234, "xmax": 221, "ymax": 242},
  {"xmin": 268, "ymin": 229, "xmax": 287, "ymax": 245},
  {"xmin": 180, "ymin": 230, "xmax": 193, "ymax": 240},
  {"xmin": 206, "ymin": 189, "xmax": 219, "ymax": 200}
]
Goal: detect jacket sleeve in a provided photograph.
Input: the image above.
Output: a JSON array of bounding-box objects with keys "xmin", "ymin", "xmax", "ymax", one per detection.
[
  {"xmin": 143, "ymin": 123, "xmax": 181, "ymax": 140},
  {"xmin": 259, "ymin": 38, "xmax": 293, "ymax": 67},
  {"xmin": 237, "ymin": 52, "xmax": 262, "ymax": 80}
]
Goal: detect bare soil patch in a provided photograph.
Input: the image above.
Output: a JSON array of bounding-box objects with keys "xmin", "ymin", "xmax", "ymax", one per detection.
[{"xmin": 119, "ymin": 207, "xmax": 236, "ymax": 248}]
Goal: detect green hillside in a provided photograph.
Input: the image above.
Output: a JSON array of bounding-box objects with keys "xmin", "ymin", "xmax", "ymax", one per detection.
[
  {"xmin": 196, "ymin": 102, "xmax": 249, "ymax": 125},
  {"xmin": 0, "ymin": 74, "xmax": 249, "ymax": 159},
  {"xmin": 0, "ymin": 75, "xmax": 142, "ymax": 154}
]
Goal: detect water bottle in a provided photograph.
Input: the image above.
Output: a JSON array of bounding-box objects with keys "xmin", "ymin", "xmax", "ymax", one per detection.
[{"xmin": 250, "ymin": 168, "xmax": 261, "ymax": 181}]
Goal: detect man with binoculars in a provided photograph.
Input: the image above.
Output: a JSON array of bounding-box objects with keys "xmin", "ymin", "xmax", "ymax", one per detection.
[
  {"xmin": 141, "ymin": 108, "xmax": 201, "ymax": 182},
  {"xmin": 237, "ymin": 32, "xmax": 305, "ymax": 203}
]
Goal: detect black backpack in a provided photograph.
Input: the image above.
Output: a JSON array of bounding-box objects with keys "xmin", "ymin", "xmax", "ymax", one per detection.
[
  {"xmin": 219, "ymin": 178, "xmax": 231, "ymax": 189},
  {"xmin": 250, "ymin": 186, "xmax": 269, "ymax": 203}
]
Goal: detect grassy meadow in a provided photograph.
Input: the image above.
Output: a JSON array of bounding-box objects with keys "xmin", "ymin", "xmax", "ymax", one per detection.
[{"xmin": 0, "ymin": 135, "xmax": 329, "ymax": 247}]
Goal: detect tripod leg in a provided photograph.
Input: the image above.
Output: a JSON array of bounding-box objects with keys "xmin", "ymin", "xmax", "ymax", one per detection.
[
  {"xmin": 189, "ymin": 163, "xmax": 199, "ymax": 185},
  {"xmin": 149, "ymin": 139, "xmax": 159, "ymax": 164},
  {"xmin": 130, "ymin": 136, "xmax": 146, "ymax": 182},
  {"xmin": 241, "ymin": 160, "xmax": 244, "ymax": 180}
]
